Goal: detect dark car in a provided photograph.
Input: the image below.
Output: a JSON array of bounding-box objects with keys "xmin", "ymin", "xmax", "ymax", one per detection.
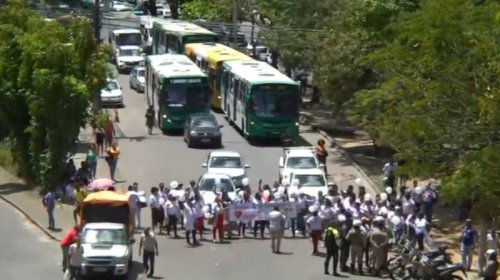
[{"xmin": 184, "ymin": 113, "xmax": 223, "ymax": 148}]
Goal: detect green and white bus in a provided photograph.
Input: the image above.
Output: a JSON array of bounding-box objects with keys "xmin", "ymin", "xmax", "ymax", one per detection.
[
  {"xmin": 220, "ymin": 60, "xmax": 301, "ymax": 140},
  {"xmin": 145, "ymin": 54, "xmax": 211, "ymax": 132},
  {"xmin": 151, "ymin": 19, "xmax": 219, "ymax": 55}
]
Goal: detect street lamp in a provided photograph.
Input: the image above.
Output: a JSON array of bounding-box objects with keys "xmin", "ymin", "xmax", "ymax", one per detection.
[{"xmin": 250, "ymin": 9, "xmax": 258, "ymax": 58}]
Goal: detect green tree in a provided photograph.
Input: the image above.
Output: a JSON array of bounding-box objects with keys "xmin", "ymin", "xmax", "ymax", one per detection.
[
  {"xmin": 181, "ymin": 0, "xmax": 232, "ymax": 22},
  {"xmin": 348, "ymin": 0, "xmax": 500, "ymax": 271},
  {"xmin": 0, "ymin": 1, "xmax": 109, "ymax": 189}
]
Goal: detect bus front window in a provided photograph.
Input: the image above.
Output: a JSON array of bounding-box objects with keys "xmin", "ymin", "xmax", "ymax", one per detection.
[
  {"xmin": 251, "ymin": 91, "xmax": 299, "ymax": 118},
  {"xmin": 164, "ymin": 84, "xmax": 210, "ymax": 108}
]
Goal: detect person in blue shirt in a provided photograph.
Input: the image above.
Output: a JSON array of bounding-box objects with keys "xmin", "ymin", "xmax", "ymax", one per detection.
[
  {"xmin": 460, "ymin": 219, "xmax": 477, "ymax": 271},
  {"xmin": 42, "ymin": 191, "xmax": 56, "ymax": 230}
]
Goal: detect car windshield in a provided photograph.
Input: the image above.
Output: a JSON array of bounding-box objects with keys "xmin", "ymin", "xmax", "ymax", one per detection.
[
  {"xmin": 251, "ymin": 87, "xmax": 299, "ymax": 118},
  {"xmin": 82, "ymin": 228, "xmax": 127, "ymax": 245},
  {"xmin": 209, "ymin": 156, "xmax": 242, "ymax": 168},
  {"xmin": 115, "ymin": 33, "xmax": 142, "ymax": 46},
  {"xmin": 191, "ymin": 116, "xmax": 217, "ymax": 128},
  {"xmin": 137, "ymin": 69, "xmax": 145, "ymax": 77},
  {"xmin": 286, "ymin": 157, "xmax": 317, "ymax": 169},
  {"xmin": 105, "ymin": 81, "xmax": 119, "ymax": 90},
  {"xmin": 163, "ymin": 83, "xmax": 210, "ymax": 108},
  {"xmin": 294, "ymin": 174, "xmax": 326, "ymax": 187},
  {"xmin": 119, "ymin": 49, "xmax": 140, "ymax": 56},
  {"xmin": 199, "ymin": 178, "xmax": 235, "ymax": 192}
]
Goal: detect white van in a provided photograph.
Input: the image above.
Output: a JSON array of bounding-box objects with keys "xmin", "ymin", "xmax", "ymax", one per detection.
[{"xmin": 109, "ymin": 29, "xmax": 143, "ymax": 50}]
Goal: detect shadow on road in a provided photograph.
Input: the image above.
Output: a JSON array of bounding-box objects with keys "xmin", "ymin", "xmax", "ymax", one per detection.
[{"xmin": 0, "ymin": 182, "xmax": 33, "ymax": 196}]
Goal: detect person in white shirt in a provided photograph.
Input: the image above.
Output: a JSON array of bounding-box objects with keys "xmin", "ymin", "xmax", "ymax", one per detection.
[
  {"xmin": 148, "ymin": 187, "xmax": 164, "ymax": 234},
  {"xmin": 139, "ymin": 228, "xmax": 158, "ymax": 278},
  {"xmin": 165, "ymin": 196, "xmax": 180, "ymax": 238},
  {"xmin": 382, "ymin": 160, "xmax": 397, "ymax": 176},
  {"xmin": 487, "ymin": 230, "xmax": 499, "ymax": 252},
  {"xmin": 193, "ymin": 193, "xmax": 205, "ymax": 239},
  {"xmin": 307, "ymin": 207, "xmax": 323, "ymax": 255},
  {"xmin": 182, "ymin": 200, "xmax": 198, "ymax": 246},
  {"xmin": 67, "ymin": 236, "xmax": 84, "ymax": 280},
  {"xmin": 415, "ymin": 213, "xmax": 429, "ymax": 251},
  {"xmin": 268, "ymin": 205, "xmax": 286, "ymax": 254},
  {"xmin": 127, "ymin": 185, "xmax": 141, "ymax": 228}
]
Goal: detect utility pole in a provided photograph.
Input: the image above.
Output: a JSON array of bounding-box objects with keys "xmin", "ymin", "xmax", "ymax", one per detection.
[
  {"xmin": 231, "ymin": 0, "xmax": 238, "ymax": 48},
  {"xmin": 94, "ymin": 0, "xmax": 101, "ymax": 42}
]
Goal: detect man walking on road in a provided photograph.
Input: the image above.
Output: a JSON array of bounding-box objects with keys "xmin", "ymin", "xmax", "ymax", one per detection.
[
  {"xmin": 60, "ymin": 225, "xmax": 81, "ymax": 273},
  {"xmin": 139, "ymin": 227, "xmax": 158, "ymax": 278},
  {"xmin": 42, "ymin": 190, "xmax": 56, "ymax": 230},
  {"xmin": 323, "ymin": 222, "xmax": 341, "ymax": 276},
  {"xmin": 460, "ymin": 219, "xmax": 477, "ymax": 271},
  {"xmin": 268, "ymin": 205, "xmax": 286, "ymax": 254}
]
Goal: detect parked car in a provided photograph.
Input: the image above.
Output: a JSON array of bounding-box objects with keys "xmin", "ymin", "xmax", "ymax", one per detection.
[
  {"xmin": 202, "ymin": 151, "xmax": 249, "ymax": 187},
  {"xmin": 183, "ymin": 113, "xmax": 223, "ymax": 148},
  {"xmin": 129, "ymin": 66, "xmax": 145, "ymax": 92},
  {"xmin": 197, "ymin": 173, "xmax": 237, "ymax": 204},
  {"xmin": 100, "ymin": 79, "xmax": 123, "ymax": 107}
]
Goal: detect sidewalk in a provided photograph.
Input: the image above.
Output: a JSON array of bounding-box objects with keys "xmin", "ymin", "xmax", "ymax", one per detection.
[{"xmin": 0, "ymin": 126, "xmax": 120, "ymax": 241}]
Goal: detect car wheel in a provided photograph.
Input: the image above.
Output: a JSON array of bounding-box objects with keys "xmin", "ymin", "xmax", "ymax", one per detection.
[
  {"xmin": 187, "ymin": 137, "xmax": 194, "ymax": 148},
  {"xmin": 129, "ymin": 81, "xmax": 133, "ymax": 90}
]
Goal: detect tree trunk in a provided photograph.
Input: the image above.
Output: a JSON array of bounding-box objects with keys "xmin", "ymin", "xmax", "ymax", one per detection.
[{"xmin": 477, "ymin": 216, "xmax": 488, "ymax": 274}]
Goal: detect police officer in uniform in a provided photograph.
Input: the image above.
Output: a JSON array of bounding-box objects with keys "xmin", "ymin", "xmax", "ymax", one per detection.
[
  {"xmin": 347, "ymin": 220, "xmax": 365, "ymax": 275},
  {"xmin": 323, "ymin": 222, "xmax": 341, "ymax": 276}
]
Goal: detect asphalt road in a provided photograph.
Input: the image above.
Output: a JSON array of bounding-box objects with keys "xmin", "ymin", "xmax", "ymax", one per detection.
[
  {"xmin": 99, "ymin": 69, "xmax": 368, "ymax": 280},
  {"xmin": 0, "ymin": 199, "xmax": 60, "ymax": 280}
]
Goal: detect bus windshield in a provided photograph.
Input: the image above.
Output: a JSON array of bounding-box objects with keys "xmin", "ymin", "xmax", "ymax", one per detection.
[
  {"xmin": 115, "ymin": 33, "xmax": 142, "ymax": 46},
  {"xmin": 251, "ymin": 90, "xmax": 299, "ymax": 118},
  {"xmin": 163, "ymin": 83, "xmax": 210, "ymax": 109}
]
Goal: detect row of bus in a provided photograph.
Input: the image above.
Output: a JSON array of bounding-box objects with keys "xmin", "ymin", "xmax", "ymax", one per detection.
[{"xmin": 140, "ymin": 17, "xmax": 300, "ymax": 140}]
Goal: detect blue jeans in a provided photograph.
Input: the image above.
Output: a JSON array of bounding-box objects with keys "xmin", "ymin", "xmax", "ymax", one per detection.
[
  {"xmin": 460, "ymin": 244, "xmax": 473, "ymax": 269},
  {"xmin": 47, "ymin": 208, "xmax": 55, "ymax": 229},
  {"xmin": 107, "ymin": 159, "xmax": 117, "ymax": 180},
  {"xmin": 424, "ymin": 202, "xmax": 434, "ymax": 223},
  {"xmin": 88, "ymin": 161, "xmax": 97, "ymax": 180},
  {"xmin": 393, "ymin": 228, "xmax": 403, "ymax": 245}
]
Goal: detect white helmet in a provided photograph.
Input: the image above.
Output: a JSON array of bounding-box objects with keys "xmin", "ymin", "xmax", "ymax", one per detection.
[{"xmin": 241, "ymin": 177, "xmax": 249, "ymax": 186}]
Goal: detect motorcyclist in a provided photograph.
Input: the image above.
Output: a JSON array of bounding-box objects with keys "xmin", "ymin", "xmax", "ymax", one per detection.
[{"xmin": 483, "ymin": 249, "xmax": 498, "ymax": 280}]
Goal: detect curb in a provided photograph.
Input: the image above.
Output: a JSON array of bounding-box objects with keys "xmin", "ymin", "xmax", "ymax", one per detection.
[
  {"xmin": 316, "ymin": 129, "xmax": 382, "ymax": 193},
  {"xmin": 0, "ymin": 193, "xmax": 60, "ymax": 242}
]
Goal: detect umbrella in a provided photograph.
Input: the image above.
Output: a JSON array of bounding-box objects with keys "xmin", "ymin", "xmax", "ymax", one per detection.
[{"xmin": 88, "ymin": 178, "xmax": 114, "ymax": 191}]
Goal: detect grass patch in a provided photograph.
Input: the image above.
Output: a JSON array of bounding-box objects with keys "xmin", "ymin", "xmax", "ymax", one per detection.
[{"xmin": 0, "ymin": 141, "xmax": 17, "ymax": 175}]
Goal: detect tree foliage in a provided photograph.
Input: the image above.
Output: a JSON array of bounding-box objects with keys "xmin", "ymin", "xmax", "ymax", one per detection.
[
  {"xmin": 180, "ymin": 0, "xmax": 232, "ymax": 22},
  {"xmin": 0, "ymin": 1, "xmax": 109, "ymax": 189}
]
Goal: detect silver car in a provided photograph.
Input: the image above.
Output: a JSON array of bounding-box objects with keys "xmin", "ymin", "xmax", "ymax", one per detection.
[{"xmin": 129, "ymin": 66, "xmax": 145, "ymax": 92}]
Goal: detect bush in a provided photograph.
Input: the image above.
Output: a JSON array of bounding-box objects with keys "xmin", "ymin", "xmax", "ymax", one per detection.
[{"xmin": 0, "ymin": 141, "xmax": 17, "ymax": 175}]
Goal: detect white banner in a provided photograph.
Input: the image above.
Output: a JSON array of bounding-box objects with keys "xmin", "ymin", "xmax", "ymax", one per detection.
[{"xmin": 228, "ymin": 202, "xmax": 297, "ymax": 222}]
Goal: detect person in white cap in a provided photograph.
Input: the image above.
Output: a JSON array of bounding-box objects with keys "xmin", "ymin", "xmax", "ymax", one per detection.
[{"xmin": 347, "ymin": 220, "xmax": 365, "ymax": 275}]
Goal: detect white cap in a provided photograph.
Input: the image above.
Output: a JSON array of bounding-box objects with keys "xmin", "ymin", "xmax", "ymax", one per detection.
[
  {"xmin": 309, "ymin": 205, "xmax": 318, "ymax": 213},
  {"xmin": 374, "ymin": 216, "xmax": 385, "ymax": 222},
  {"xmin": 263, "ymin": 190, "xmax": 270, "ymax": 197},
  {"xmin": 380, "ymin": 192, "xmax": 388, "ymax": 201},
  {"xmin": 391, "ymin": 215, "xmax": 401, "ymax": 225},
  {"xmin": 414, "ymin": 186, "xmax": 423, "ymax": 195},
  {"xmin": 337, "ymin": 214, "xmax": 346, "ymax": 223},
  {"xmin": 364, "ymin": 193, "xmax": 372, "ymax": 202},
  {"xmin": 385, "ymin": 186, "xmax": 393, "ymax": 195},
  {"xmin": 242, "ymin": 177, "xmax": 249, "ymax": 186}
]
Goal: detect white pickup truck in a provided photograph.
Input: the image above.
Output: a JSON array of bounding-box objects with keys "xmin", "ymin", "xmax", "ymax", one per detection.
[
  {"xmin": 79, "ymin": 191, "xmax": 135, "ymax": 279},
  {"xmin": 278, "ymin": 146, "xmax": 324, "ymax": 184}
]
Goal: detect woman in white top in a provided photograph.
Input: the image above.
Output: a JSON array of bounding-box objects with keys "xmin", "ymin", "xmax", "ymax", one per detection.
[
  {"xmin": 487, "ymin": 230, "xmax": 499, "ymax": 252},
  {"xmin": 414, "ymin": 213, "xmax": 429, "ymax": 251},
  {"xmin": 183, "ymin": 200, "xmax": 198, "ymax": 246}
]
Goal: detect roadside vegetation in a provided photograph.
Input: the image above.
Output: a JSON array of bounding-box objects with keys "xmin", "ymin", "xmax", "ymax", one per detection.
[{"xmin": 0, "ymin": 0, "xmax": 109, "ymax": 190}]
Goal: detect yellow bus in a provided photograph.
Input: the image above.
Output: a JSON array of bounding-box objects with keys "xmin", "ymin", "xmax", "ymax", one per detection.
[{"xmin": 185, "ymin": 43, "xmax": 252, "ymax": 109}]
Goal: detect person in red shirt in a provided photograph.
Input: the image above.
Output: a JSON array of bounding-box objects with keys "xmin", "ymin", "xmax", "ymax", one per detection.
[{"xmin": 60, "ymin": 225, "xmax": 81, "ymax": 272}]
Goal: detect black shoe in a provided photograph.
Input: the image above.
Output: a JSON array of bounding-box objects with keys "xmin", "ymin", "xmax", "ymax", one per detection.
[
  {"xmin": 333, "ymin": 272, "xmax": 341, "ymax": 276},
  {"xmin": 324, "ymin": 271, "xmax": 329, "ymax": 275}
]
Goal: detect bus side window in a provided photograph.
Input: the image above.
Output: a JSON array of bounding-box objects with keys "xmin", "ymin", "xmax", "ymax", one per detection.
[
  {"xmin": 234, "ymin": 80, "xmax": 240, "ymax": 99},
  {"xmin": 239, "ymin": 84, "xmax": 246, "ymax": 101}
]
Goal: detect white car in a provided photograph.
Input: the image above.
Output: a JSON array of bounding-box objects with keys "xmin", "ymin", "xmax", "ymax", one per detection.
[
  {"xmin": 112, "ymin": 1, "xmax": 133, "ymax": 12},
  {"xmin": 197, "ymin": 173, "xmax": 237, "ymax": 204},
  {"xmin": 129, "ymin": 66, "xmax": 145, "ymax": 92},
  {"xmin": 101, "ymin": 79, "xmax": 124, "ymax": 107},
  {"xmin": 115, "ymin": 46, "xmax": 144, "ymax": 73},
  {"xmin": 202, "ymin": 151, "xmax": 250, "ymax": 187},
  {"xmin": 290, "ymin": 168, "xmax": 328, "ymax": 198},
  {"xmin": 279, "ymin": 147, "xmax": 323, "ymax": 184}
]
